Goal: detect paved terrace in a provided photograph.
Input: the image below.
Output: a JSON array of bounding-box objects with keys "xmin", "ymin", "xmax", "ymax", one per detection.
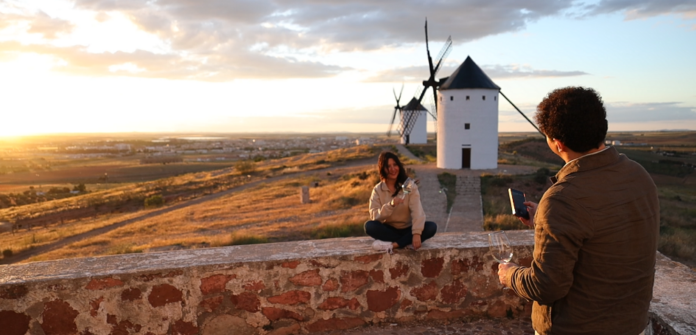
[{"xmin": 1, "ymin": 232, "xmax": 694, "ymax": 335}]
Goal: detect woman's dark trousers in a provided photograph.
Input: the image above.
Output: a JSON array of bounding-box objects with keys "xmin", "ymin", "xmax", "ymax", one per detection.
[{"xmin": 364, "ymin": 221, "xmax": 437, "ymax": 248}]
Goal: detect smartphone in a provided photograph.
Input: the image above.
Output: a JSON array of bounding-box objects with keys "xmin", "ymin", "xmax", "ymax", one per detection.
[{"xmin": 508, "ymin": 188, "xmax": 529, "ymax": 220}]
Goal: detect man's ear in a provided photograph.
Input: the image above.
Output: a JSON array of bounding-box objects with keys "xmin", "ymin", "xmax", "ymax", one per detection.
[{"xmin": 554, "ymin": 139, "xmax": 568, "ymax": 153}]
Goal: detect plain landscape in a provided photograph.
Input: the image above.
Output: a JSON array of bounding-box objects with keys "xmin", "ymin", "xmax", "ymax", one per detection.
[{"xmin": 0, "ymin": 132, "xmax": 694, "ymax": 270}]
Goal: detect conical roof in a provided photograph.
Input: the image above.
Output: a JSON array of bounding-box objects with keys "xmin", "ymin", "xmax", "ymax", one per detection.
[
  {"xmin": 440, "ymin": 56, "xmax": 500, "ymax": 90},
  {"xmin": 403, "ymin": 97, "xmax": 427, "ymax": 111}
]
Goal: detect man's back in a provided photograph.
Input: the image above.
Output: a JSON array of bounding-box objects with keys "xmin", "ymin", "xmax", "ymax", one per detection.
[{"xmin": 510, "ymin": 147, "xmax": 659, "ymax": 335}]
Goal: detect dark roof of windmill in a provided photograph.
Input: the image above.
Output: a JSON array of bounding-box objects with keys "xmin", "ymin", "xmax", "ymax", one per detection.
[
  {"xmin": 403, "ymin": 97, "xmax": 427, "ymax": 111},
  {"xmin": 440, "ymin": 56, "xmax": 500, "ymax": 90}
]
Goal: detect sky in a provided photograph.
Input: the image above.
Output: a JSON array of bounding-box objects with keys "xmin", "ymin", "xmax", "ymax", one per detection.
[{"xmin": 0, "ymin": 0, "xmax": 695, "ymax": 136}]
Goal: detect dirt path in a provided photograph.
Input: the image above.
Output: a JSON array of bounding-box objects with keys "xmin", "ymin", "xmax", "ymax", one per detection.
[{"xmin": 0, "ymin": 157, "xmax": 379, "ymax": 265}]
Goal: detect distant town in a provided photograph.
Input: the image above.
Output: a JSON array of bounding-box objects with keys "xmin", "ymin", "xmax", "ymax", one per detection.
[{"xmin": 0, "ymin": 134, "xmax": 394, "ymax": 164}]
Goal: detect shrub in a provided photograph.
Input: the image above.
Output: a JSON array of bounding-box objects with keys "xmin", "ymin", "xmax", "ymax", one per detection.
[
  {"xmin": 310, "ymin": 222, "xmax": 365, "ymax": 239},
  {"xmin": 2, "ymin": 249, "xmax": 12, "ymax": 258},
  {"xmin": 144, "ymin": 194, "xmax": 164, "ymax": 207},
  {"xmin": 227, "ymin": 233, "xmax": 268, "ymax": 246},
  {"xmin": 235, "ymin": 160, "xmax": 256, "ymax": 175}
]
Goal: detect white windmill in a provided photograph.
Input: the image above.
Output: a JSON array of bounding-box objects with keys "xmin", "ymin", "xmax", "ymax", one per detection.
[{"xmin": 437, "ymin": 56, "xmax": 500, "ymax": 169}]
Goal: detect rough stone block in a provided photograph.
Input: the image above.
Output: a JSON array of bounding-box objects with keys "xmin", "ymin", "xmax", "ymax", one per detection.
[
  {"xmin": 340, "ymin": 270, "xmax": 369, "ymax": 292},
  {"xmin": 369, "ymin": 270, "xmax": 384, "ymax": 283},
  {"xmin": 148, "ymin": 284, "xmax": 183, "ymax": 307},
  {"xmin": 0, "ymin": 310, "xmax": 31, "ymax": 335},
  {"xmin": 321, "ymin": 278, "xmax": 339, "ymax": 291},
  {"xmin": 389, "ymin": 262, "xmax": 409, "ymax": 279},
  {"xmin": 231, "ymin": 292, "xmax": 261, "ymax": 312},
  {"xmin": 366, "ymin": 287, "xmax": 400, "ymax": 312},
  {"xmin": 318, "ymin": 297, "xmax": 360, "ymax": 311},
  {"xmin": 289, "ymin": 269, "xmax": 322, "ymax": 287},
  {"xmin": 441, "ymin": 279, "xmax": 467, "ymax": 304},
  {"xmin": 411, "ymin": 281, "xmax": 439, "ymax": 302},
  {"xmin": 267, "ymin": 290, "xmax": 311, "ymax": 305},
  {"xmin": 86, "ymin": 277, "xmax": 124, "ymax": 290},
  {"xmin": 306, "ymin": 317, "xmax": 365, "ymax": 333},
  {"xmin": 41, "ymin": 300, "xmax": 79, "ymax": 335},
  {"xmin": 200, "ymin": 274, "xmax": 235, "ymax": 295},
  {"xmin": 262, "ymin": 307, "xmax": 304, "ymax": 321},
  {"xmin": 421, "ymin": 257, "xmax": 445, "ymax": 278}
]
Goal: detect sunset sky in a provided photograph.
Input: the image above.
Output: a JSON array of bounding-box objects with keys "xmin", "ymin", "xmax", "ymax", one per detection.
[{"xmin": 1, "ymin": 0, "xmax": 695, "ymax": 136}]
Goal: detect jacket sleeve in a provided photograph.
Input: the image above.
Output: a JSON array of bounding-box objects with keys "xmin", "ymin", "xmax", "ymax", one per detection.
[
  {"xmin": 408, "ymin": 183, "xmax": 426, "ymax": 235},
  {"xmin": 505, "ymin": 193, "xmax": 594, "ymax": 304},
  {"xmin": 369, "ymin": 186, "xmax": 394, "ymax": 221}
]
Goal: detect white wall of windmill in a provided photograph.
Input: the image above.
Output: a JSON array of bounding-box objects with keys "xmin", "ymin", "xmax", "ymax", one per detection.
[
  {"xmin": 437, "ymin": 88, "xmax": 499, "ymax": 169},
  {"xmin": 399, "ymin": 109, "xmax": 428, "ymax": 145}
]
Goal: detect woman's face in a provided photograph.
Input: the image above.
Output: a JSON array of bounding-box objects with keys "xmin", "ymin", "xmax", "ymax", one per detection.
[{"xmin": 385, "ymin": 158, "xmax": 399, "ymax": 181}]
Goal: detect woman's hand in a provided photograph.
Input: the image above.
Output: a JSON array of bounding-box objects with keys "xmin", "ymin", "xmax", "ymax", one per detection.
[
  {"xmin": 412, "ymin": 234, "xmax": 422, "ymax": 250},
  {"xmin": 390, "ymin": 197, "xmax": 404, "ymax": 207},
  {"xmin": 519, "ymin": 201, "xmax": 538, "ymax": 228}
]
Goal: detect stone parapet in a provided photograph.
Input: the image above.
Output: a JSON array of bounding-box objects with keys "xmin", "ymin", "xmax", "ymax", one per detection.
[{"xmin": 0, "ymin": 231, "xmax": 693, "ymax": 335}]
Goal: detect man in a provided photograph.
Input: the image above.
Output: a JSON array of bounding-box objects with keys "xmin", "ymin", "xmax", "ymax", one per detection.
[{"xmin": 497, "ymin": 87, "xmax": 659, "ymax": 335}]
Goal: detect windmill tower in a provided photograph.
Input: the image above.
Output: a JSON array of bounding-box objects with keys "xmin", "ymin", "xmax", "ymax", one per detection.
[
  {"xmin": 437, "ymin": 56, "xmax": 500, "ymax": 169},
  {"xmin": 399, "ymin": 98, "xmax": 428, "ymax": 144}
]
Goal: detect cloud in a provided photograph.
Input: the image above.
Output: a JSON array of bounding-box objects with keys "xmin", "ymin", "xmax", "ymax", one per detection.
[
  {"xmin": 607, "ymin": 102, "xmax": 696, "ymax": 122},
  {"xmin": 365, "ymin": 63, "xmax": 587, "ymax": 83},
  {"xmin": 3, "ymin": 0, "xmax": 692, "ymax": 82},
  {"xmin": 27, "ymin": 11, "xmax": 74, "ymax": 39},
  {"xmin": 585, "ymin": 0, "xmax": 696, "ymax": 19}
]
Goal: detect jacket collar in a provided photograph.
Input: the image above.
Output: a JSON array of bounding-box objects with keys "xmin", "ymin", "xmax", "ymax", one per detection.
[{"xmin": 551, "ymin": 146, "xmax": 620, "ymax": 184}]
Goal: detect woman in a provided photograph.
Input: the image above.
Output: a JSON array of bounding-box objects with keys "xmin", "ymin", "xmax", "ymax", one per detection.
[{"xmin": 365, "ymin": 151, "xmax": 437, "ymax": 253}]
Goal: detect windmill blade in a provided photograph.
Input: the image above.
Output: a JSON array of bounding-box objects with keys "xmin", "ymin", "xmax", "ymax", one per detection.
[
  {"xmin": 499, "ymin": 91, "xmax": 544, "ymax": 136},
  {"xmin": 424, "ymin": 19, "xmax": 436, "ymax": 76},
  {"xmin": 431, "ymin": 85, "xmax": 439, "ymax": 119},
  {"xmin": 397, "ymin": 83, "xmax": 404, "ymax": 104},
  {"xmin": 403, "ymin": 109, "xmax": 420, "ymax": 137},
  {"xmin": 432, "ymin": 36, "xmax": 452, "ymax": 77},
  {"xmin": 387, "ymin": 107, "xmax": 398, "ymax": 137}
]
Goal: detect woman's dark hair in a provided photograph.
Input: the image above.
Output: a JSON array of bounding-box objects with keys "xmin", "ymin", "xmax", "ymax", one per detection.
[
  {"xmin": 536, "ymin": 86, "xmax": 608, "ymax": 153},
  {"xmin": 377, "ymin": 151, "xmax": 408, "ymax": 197}
]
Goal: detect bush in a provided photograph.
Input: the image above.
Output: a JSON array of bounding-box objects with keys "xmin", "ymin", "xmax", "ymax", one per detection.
[
  {"xmin": 310, "ymin": 222, "xmax": 365, "ymax": 239},
  {"xmin": 2, "ymin": 249, "xmax": 12, "ymax": 258},
  {"xmin": 235, "ymin": 160, "xmax": 256, "ymax": 175},
  {"xmin": 227, "ymin": 233, "xmax": 268, "ymax": 246},
  {"xmin": 144, "ymin": 194, "xmax": 164, "ymax": 207}
]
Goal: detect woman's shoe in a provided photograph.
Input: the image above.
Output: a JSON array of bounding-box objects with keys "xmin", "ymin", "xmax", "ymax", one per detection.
[{"xmin": 372, "ymin": 240, "xmax": 393, "ymax": 254}]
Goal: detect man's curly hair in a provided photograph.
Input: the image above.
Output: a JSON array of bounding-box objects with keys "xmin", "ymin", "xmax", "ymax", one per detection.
[{"xmin": 536, "ymin": 87, "xmax": 608, "ymax": 153}]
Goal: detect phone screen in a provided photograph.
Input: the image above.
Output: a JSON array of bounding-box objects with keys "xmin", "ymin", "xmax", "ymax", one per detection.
[{"xmin": 508, "ymin": 188, "xmax": 529, "ymax": 219}]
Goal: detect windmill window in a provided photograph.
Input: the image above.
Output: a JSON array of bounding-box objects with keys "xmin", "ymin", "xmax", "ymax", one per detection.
[
  {"xmin": 465, "ymin": 123, "xmax": 470, "ymax": 130},
  {"xmin": 482, "ymin": 95, "xmax": 486, "ymax": 100},
  {"xmin": 494, "ymin": 96, "xmax": 497, "ymax": 101},
  {"xmin": 450, "ymin": 96, "xmax": 453, "ymax": 101},
  {"xmin": 466, "ymin": 96, "xmax": 470, "ymax": 100}
]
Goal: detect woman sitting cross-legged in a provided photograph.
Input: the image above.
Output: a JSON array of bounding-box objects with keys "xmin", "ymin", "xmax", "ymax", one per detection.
[{"xmin": 365, "ymin": 151, "xmax": 437, "ymax": 253}]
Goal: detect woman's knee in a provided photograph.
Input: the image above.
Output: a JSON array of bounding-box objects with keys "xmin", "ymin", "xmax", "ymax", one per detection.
[
  {"xmin": 422, "ymin": 221, "xmax": 437, "ymax": 239},
  {"xmin": 364, "ymin": 220, "xmax": 381, "ymax": 235}
]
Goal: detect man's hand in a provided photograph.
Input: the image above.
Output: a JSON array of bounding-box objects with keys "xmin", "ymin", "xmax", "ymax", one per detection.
[
  {"xmin": 412, "ymin": 234, "xmax": 422, "ymax": 250},
  {"xmin": 497, "ymin": 262, "xmax": 518, "ymax": 287},
  {"xmin": 519, "ymin": 201, "xmax": 538, "ymax": 228}
]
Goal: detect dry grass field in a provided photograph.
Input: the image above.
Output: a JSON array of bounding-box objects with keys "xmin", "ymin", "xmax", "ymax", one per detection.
[
  {"xmin": 7, "ymin": 167, "xmax": 380, "ymax": 263},
  {"xmin": 0, "ymin": 145, "xmax": 380, "ymax": 263}
]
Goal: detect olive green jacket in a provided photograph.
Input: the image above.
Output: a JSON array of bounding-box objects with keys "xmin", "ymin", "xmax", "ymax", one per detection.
[
  {"xmin": 505, "ymin": 147, "xmax": 659, "ymax": 335},
  {"xmin": 369, "ymin": 178, "xmax": 426, "ymax": 234}
]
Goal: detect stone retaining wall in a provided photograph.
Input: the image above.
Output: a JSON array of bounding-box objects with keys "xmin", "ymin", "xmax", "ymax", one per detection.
[{"xmin": 1, "ymin": 231, "xmax": 694, "ymax": 335}]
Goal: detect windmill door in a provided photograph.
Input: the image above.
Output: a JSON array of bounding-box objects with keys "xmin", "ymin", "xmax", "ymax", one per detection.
[{"xmin": 462, "ymin": 148, "xmax": 471, "ymax": 169}]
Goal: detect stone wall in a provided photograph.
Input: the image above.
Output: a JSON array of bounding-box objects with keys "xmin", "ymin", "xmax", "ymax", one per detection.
[{"xmin": 0, "ymin": 231, "xmax": 694, "ymax": 335}]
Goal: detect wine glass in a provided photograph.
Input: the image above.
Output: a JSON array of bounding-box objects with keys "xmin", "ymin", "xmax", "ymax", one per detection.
[
  {"xmin": 488, "ymin": 231, "xmax": 513, "ymax": 289},
  {"xmin": 488, "ymin": 231, "xmax": 513, "ymax": 264},
  {"xmin": 400, "ymin": 179, "xmax": 414, "ymax": 199}
]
